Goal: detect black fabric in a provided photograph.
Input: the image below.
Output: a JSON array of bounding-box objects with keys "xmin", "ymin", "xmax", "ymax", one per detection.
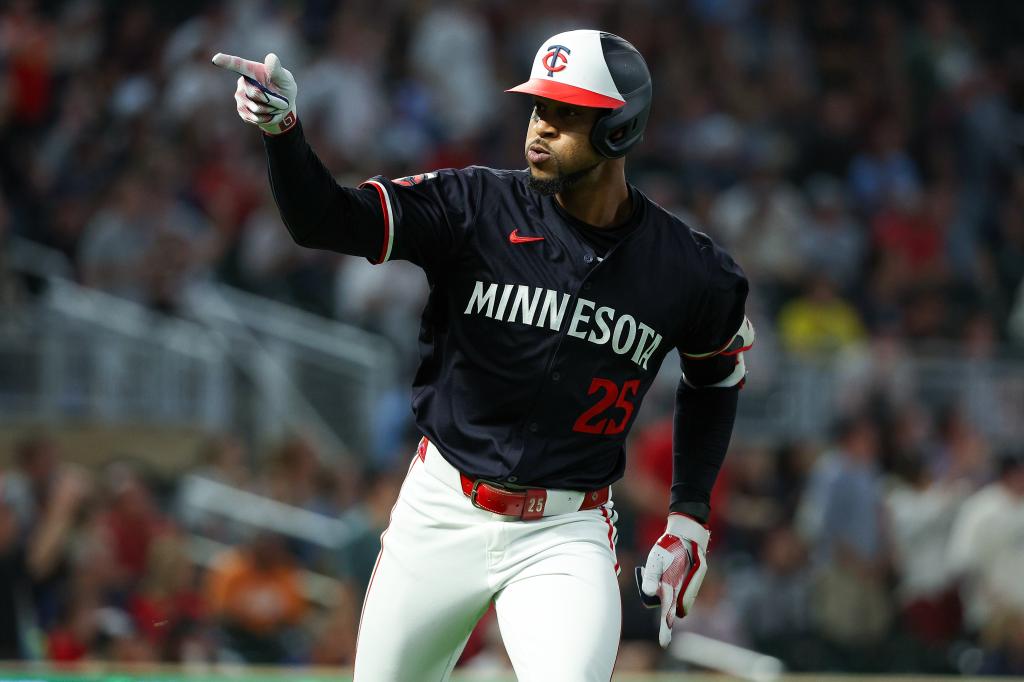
[
  {"xmin": 548, "ymin": 187, "xmax": 641, "ymax": 257},
  {"xmin": 263, "ymin": 121, "xmax": 385, "ymax": 259},
  {"xmin": 670, "ymin": 381, "xmax": 740, "ymax": 521},
  {"xmin": 676, "ymin": 230, "xmax": 748, "ymax": 357}
]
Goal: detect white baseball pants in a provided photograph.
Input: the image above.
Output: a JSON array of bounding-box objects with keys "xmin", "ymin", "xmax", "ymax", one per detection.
[{"xmin": 353, "ymin": 441, "xmax": 621, "ymax": 681}]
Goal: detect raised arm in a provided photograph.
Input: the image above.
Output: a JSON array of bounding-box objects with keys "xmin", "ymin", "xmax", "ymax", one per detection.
[{"xmin": 212, "ymin": 52, "xmax": 386, "ymax": 258}]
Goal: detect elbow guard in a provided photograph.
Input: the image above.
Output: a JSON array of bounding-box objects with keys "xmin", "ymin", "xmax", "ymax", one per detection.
[{"xmin": 682, "ymin": 316, "xmax": 755, "ymax": 389}]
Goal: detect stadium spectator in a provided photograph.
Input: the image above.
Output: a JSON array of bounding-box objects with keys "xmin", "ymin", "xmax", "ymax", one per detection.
[
  {"xmin": 307, "ymin": 581, "xmax": 359, "ymax": 667},
  {"xmin": 777, "ymin": 274, "xmax": 867, "ymax": 356},
  {"xmin": 129, "ymin": 530, "xmax": 205, "ymax": 659},
  {"xmin": 947, "ymin": 448, "xmax": 1024, "ymax": 634},
  {"xmin": 205, "ymin": 531, "xmax": 307, "ymax": 663},
  {"xmin": 101, "ymin": 464, "xmax": 169, "ymax": 587},
  {"xmin": 886, "ymin": 453, "xmax": 967, "ymax": 647},
  {"xmin": 798, "ymin": 174, "xmax": 866, "ymax": 293},
  {"xmin": 732, "ymin": 525, "xmax": 818, "ymax": 669},
  {"xmin": 927, "ymin": 405, "xmax": 992, "ymax": 489},
  {"xmin": 848, "ymin": 116, "xmax": 922, "ymax": 217},
  {"xmin": 718, "ymin": 445, "xmax": 787, "ymax": 558},
  {"xmin": 331, "ymin": 468, "xmax": 402, "ymax": 594},
  {"xmin": 797, "ymin": 416, "xmax": 893, "ymax": 666},
  {"xmin": 0, "ymin": 437, "xmax": 94, "ymax": 635},
  {"xmin": 301, "ymin": 12, "xmax": 388, "ymax": 166},
  {"xmin": 236, "ymin": 194, "xmax": 336, "ymax": 316},
  {"xmin": 709, "ymin": 140, "xmax": 810, "ymax": 294},
  {"xmin": 259, "ymin": 435, "xmax": 322, "ymax": 510}
]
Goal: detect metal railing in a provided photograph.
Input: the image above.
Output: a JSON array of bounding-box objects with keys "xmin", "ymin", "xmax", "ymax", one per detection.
[
  {"xmin": 178, "ymin": 474, "xmax": 364, "ymax": 549},
  {"xmin": 2, "ymin": 238, "xmax": 397, "ymax": 457},
  {"xmin": 183, "ymin": 283, "xmax": 396, "ymax": 457},
  {"xmin": 0, "ymin": 278, "xmax": 229, "ymax": 428},
  {"xmin": 724, "ymin": 348, "xmax": 1023, "ymax": 446}
]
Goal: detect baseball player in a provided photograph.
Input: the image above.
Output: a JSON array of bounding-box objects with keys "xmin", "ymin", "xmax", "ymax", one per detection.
[{"xmin": 214, "ymin": 29, "xmax": 753, "ymax": 681}]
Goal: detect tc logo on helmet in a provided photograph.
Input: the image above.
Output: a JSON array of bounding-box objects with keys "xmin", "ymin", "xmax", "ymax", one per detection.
[{"xmin": 541, "ymin": 44, "xmax": 571, "ymax": 77}]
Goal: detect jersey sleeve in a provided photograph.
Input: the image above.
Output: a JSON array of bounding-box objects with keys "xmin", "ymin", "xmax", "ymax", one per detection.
[
  {"xmin": 359, "ymin": 169, "xmax": 477, "ymax": 271},
  {"xmin": 677, "ymin": 233, "xmax": 753, "ymax": 388},
  {"xmin": 263, "ymin": 122, "xmax": 474, "ymax": 273}
]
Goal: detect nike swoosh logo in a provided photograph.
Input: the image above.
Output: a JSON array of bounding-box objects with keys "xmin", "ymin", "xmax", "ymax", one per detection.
[{"xmin": 509, "ymin": 228, "xmax": 545, "ymax": 244}]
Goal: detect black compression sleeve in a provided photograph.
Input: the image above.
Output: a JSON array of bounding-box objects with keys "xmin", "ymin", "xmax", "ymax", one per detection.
[
  {"xmin": 669, "ymin": 380, "xmax": 739, "ymax": 523},
  {"xmin": 263, "ymin": 121, "xmax": 383, "ymax": 257}
]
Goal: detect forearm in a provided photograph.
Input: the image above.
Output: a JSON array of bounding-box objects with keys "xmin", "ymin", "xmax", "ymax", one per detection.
[
  {"xmin": 670, "ymin": 379, "xmax": 739, "ymax": 523},
  {"xmin": 263, "ymin": 120, "xmax": 381, "ymax": 256}
]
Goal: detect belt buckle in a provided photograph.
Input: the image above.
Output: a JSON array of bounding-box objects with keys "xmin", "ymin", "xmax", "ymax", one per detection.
[{"xmin": 469, "ymin": 479, "xmax": 486, "ymax": 510}]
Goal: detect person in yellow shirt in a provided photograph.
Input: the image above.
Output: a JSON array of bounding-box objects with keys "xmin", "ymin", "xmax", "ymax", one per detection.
[{"xmin": 778, "ymin": 275, "xmax": 867, "ymax": 356}]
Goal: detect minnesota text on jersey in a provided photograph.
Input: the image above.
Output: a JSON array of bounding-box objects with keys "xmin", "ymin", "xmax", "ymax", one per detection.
[{"xmin": 464, "ymin": 281, "xmax": 663, "ymax": 369}]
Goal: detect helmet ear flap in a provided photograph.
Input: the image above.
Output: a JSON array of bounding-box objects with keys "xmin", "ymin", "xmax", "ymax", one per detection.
[{"xmin": 590, "ymin": 77, "xmax": 652, "ymax": 158}]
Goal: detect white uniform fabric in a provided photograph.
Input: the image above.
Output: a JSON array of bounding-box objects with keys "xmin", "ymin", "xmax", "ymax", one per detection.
[{"xmin": 353, "ymin": 444, "xmax": 621, "ymax": 681}]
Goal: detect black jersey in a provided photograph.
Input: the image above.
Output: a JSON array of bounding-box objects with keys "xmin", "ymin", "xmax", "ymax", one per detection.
[{"xmin": 265, "ymin": 125, "xmax": 748, "ymax": 493}]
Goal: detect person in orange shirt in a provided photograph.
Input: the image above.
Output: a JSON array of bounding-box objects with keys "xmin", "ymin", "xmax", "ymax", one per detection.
[{"xmin": 205, "ymin": 531, "xmax": 306, "ymax": 663}]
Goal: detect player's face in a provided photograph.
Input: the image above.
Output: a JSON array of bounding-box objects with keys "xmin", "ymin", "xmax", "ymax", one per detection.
[{"xmin": 525, "ymin": 97, "xmax": 603, "ymax": 194}]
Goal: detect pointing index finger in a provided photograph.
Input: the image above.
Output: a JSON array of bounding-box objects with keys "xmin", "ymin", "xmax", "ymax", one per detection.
[{"xmin": 211, "ymin": 53, "xmax": 267, "ymax": 82}]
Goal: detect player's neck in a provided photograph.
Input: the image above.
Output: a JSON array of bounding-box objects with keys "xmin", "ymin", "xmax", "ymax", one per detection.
[{"xmin": 556, "ymin": 161, "xmax": 631, "ymax": 229}]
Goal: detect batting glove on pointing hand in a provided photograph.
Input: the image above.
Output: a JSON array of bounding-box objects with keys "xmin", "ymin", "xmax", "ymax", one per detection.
[
  {"xmin": 212, "ymin": 52, "xmax": 297, "ymax": 135},
  {"xmin": 637, "ymin": 513, "xmax": 710, "ymax": 648}
]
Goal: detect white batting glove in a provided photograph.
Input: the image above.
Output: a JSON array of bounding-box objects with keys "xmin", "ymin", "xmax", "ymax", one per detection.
[
  {"xmin": 638, "ymin": 513, "xmax": 710, "ymax": 648},
  {"xmin": 212, "ymin": 52, "xmax": 297, "ymax": 135}
]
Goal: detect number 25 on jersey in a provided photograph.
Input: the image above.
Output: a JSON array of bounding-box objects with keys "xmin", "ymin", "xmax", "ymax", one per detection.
[{"xmin": 573, "ymin": 378, "xmax": 640, "ymax": 435}]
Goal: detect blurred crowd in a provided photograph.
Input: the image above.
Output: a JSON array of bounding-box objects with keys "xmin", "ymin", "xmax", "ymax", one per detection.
[
  {"xmin": 2, "ymin": 0, "xmax": 1024, "ymax": 675},
  {"xmin": 0, "ymin": 432, "xmax": 400, "ymax": 667}
]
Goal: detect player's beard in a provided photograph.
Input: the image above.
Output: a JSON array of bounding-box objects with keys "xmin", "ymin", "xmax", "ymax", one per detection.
[{"xmin": 528, "ymin": 159, "xmax": 601, "ymax": 196}]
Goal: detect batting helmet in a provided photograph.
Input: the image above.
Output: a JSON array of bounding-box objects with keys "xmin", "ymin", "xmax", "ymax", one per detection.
[{"xmin": 507, "ymin": 29, "xmax": 652, "ymax": 158}]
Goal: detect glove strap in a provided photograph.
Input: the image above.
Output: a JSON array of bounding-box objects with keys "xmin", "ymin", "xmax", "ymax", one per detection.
[
  {"xmin": 261, "ymin": 110, "xmax": 298, "ymax": 136},
  {"xmin": 666, "ymin": 512, "xmax": 710, "ymax": 552}
]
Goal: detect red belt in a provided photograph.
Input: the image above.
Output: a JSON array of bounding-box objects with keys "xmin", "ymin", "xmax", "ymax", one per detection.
[
  {"xmin": 416, "ymin": 436, "xmax": 610, "ymax": 520},
  {"xmin": 458, "ymin": 474, "xmax": 610, "ymax": 520}
]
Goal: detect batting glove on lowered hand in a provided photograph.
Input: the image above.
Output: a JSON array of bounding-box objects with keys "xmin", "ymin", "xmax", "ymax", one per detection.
[
  {"xmin": 637, "ymin": 513, "xmax": 710, "ymax": 648},
  {"xmin": 212, "ymin": 52, "xmax": 297, "ymax": 135}
]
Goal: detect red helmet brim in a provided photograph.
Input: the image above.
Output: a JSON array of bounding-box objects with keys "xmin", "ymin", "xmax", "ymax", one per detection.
[{"xmin": 506, "ymin": 78, "xmax": 625, "ymax": 109}]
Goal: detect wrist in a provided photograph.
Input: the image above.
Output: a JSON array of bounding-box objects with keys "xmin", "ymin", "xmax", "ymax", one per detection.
[
  {"xmin": 666, "ymin": 512, "xmax": 710, "ymax": 550},
  {"xmin": 668, "ymin": 500, "xmax": 710, "ymax": 524},
  {"xmin": 260, "ymin": 109, "xmax": 298, "ymax": 136}
]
